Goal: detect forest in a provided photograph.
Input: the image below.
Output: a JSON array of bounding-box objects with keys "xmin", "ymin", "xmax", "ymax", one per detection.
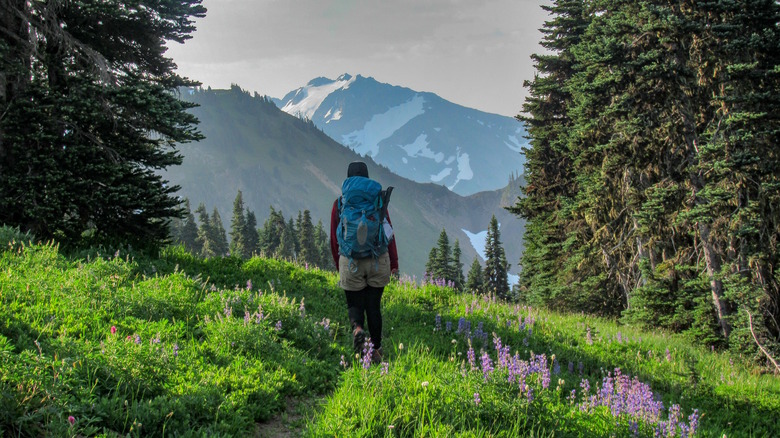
[{"xmin": 512, "ymin": 1, "xmax": 780, "ymax": 365}]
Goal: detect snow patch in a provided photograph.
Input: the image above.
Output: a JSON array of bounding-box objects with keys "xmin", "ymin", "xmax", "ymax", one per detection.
[
  {"xmin": 399, "ymin": 134, "xmax": 444, "ymax": 162},
  {"xmin": 342, "ymin": 95, "xmax": 426, "ymax": 157},
  {"xmin": 505, "ymin": 135, "xmax": 524, "ymax": 152},
  {"xmin": 430, "ymin": 168, "xmax": 452, "ymax": 183},
  {"xmin": 462, "ymin": 228, "xmax": 488, "ymax": 261},
  {"xmin": 325, "ymin": 108, "xmax": 343, "ymax": 123},
  {"xmin": 281, "ymin": 76, "xmax": 355, "ymax": 120},
  {"xmin": 447, "ymin": 150, "xmax": 474, "ymax": 191}
]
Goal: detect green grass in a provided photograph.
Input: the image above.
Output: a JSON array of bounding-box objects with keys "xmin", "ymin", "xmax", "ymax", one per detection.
[{"xmin": 1, "ymin": 241, "xmax": 778, "ymax": 437}]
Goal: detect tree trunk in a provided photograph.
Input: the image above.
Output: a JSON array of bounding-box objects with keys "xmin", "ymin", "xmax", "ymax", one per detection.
[{"xmin": 698, "ymin": 219, "xmax": 731, "ymax": 338}]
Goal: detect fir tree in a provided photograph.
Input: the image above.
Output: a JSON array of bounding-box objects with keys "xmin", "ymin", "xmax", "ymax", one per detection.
[
  {"xmin": 425, "ymin": 247, "xmax": 439, "ymax": 280},
  {"xmin": 451, "ymin": 239, "xmax": 466, "ymax": 291},
  {"xmin": 244, "ymin": 210, "xmax": 260, "ymax": 258},
  {"xmin": 297, "ymin": 210, "xmax": 316, "ymax": 267},
  {"xmin": 0, "ymin": 0, "xmax": 206, "ymax": 246},
  {"xmin": 433, "ymin": 229, "xmax": 452, "ymax": 282},
  {"xmin": 277, "ymin": 218, "xmax": 296, "ymax": 260},
  {"xmin": 465, "ymin": 258, "xmax": 484, "ymax": 294},
  {"xmin": 229, "ymin": 190, "xmax": 247, "ymax": 257},
  {"xmin": 195, "ymin": 203, "xmax": 216, "ymax": 258},
  {"xmin": 483, "ymin": 215, "xmax": 509, "ymax": 300},
  {"xmin": 179, "ymin": 199, "xmax": 200, "ymax": 254},
  {"xmin": 210, "ymin": 208, "xmax": 228, "ymax": 257}
]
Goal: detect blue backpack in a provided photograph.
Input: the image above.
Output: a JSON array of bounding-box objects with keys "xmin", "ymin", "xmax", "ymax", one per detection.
[{"xmin": 337, "ymin": 176, "xmax": 394, "ymax": 269}]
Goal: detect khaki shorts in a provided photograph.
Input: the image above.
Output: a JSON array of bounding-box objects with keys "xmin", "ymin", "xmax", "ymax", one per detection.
[{"xmin": 339, "ymin": 252, "xmax": 391, "ymax": 291}]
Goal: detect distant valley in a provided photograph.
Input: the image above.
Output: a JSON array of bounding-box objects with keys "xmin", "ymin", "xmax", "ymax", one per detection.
[{"xmin": 163, "ymin": 85, "xmax": 526, "ymax": 279}]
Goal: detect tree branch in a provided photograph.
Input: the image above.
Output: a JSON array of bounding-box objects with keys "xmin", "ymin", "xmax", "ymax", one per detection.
[{"xmin": 746, "ymin": 309, "xmax": 780, "ymax": 374}]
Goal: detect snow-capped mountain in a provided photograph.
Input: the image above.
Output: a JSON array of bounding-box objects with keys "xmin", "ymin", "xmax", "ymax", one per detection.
[{"xmin": 272, "ymin": 74, "xmax": 527, "ymax": 196}]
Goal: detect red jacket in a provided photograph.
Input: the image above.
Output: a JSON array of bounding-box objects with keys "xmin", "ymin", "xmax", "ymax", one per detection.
[{"xmin": 330, "ymin": 199, "xmax": 399, "ymax": 272}]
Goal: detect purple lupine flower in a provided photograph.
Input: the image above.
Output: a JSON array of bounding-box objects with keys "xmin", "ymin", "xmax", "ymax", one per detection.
[
  {"xmin": 568, "ymin": 361, "xmax": 575, "ymax": 374},
  {"xmin": 665, "ymin": 348, "xmax": 672, "ymax": 362},
  {"xmin": 173, "ymin": 343, "xmax": 179, "ymax": 357},
  {"xmin": 275, "ymin": 320, "xmax": 282, "ymax": 331},
  {"xmin": 553, "ymin": 359, "xmax": 560, "ymax": 375},
  {"xmin": 526, "ymin": 386, "xmax": 534, "ymax": 403},
  {"xmin": 616, "ymin": 331, "xmax": 623, "ymax": 343},
  {"xmin": 381, "ymin": 361, "xmax": 389, "ymax": 375},
  {"xmin": 568, "ymin": 389, "xmax": 577, "ymax": 404},
  {"xmin": 688, "ymin": 409, "xmax": 699, "ymax": 435},
  {"xmin": 474, "ymin": 392, "xmax": 481, "ymax": 405},
  {"xmin": 445, "ymin": 321, "xmax": 452, "ymax": 332},
  {"xmin": 586, "ymin": 327, "xmax": 593, "ymax": 345},
  {"xmin": 246, "ymin": 279, "xmax": 253, "ymax": 290},
  {"xmin": 299, "ymin": 298, "xmax": 305, "ymax": 315},
  {"xmin": 435, "ymin": 314, "xmax": 442, "ymax": 331},
  {"xmin": 467, "ymin": 343, "xmax": 476, "ymax": 370},
  {"xmin": 134, "ymin": 334, "xmax": 141, "ymax": 345},
  {"xmin": 480, "ymin": 352, "xmax": 494, "ymax": 381},
  {"xmin": 362, "ymin": 340, "xmax": 373, "ymax": 370},
  {"xmin": 578, "ymin": 362, "xmax": 584, "ymax": 374},
  {"xmin": 339, "ymin": 355, "xmax": 347, "ymax": 368},
  {"xmin": 629, "ymin": 420, "xmax": 639, "ymax": 436}
]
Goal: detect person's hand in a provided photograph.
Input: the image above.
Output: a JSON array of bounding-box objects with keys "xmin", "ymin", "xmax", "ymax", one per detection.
[{"xmin": 391, "ymin": 268, "xmax": 399, "ymax": 280}]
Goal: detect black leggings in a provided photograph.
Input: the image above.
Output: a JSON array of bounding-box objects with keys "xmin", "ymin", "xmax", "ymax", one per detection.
[{"xmin": 344, "ymin": 286, "xmax": 384, "ymax": 349}]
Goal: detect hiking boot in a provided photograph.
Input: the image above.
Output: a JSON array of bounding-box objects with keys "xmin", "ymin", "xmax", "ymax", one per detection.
[
  {"xmin": 353, "ymin": 327, "xmax": 366, "ymax": 354},
  {"xmin": 371, "ymin": 347, "xmax": 383, "ymax": 365}
]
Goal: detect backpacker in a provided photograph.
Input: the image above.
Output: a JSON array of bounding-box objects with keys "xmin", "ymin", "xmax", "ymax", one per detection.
[{"xmin": 337, "ymin": 176, "xmax": 394, "ymax": 269}]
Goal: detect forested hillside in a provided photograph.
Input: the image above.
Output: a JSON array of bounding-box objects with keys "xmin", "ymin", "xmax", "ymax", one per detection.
[{"xmin": 514, "ymin": 0, "xmax": 780, "ymax": 363}]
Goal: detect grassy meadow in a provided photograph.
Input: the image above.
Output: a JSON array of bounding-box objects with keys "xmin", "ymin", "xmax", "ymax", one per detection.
[{"xmin": 1, "ymin": 238, "xmax": 778, "ymax": 437}]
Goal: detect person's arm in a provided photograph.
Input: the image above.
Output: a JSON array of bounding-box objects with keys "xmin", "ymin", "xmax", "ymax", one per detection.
[
  {"xmin": 386, "ymin": 213, "xmax": 398, "ymax": 273},
  {"xmin": 330, "ymin": 200, "xmax": 340, "ymax": 271}
]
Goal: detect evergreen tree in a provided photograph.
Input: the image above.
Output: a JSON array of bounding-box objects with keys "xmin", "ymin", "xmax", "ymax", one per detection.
[
  {"xmin": 0, "ymin": 0, "xmax": 206, "ymax": 246},
  {"xmin": 483, "ymin": 215, "xmax": 510, "ymax": 300},
  {"xmin": 244, "ymin": 210, "xmax": 260, "ymax": 258},
  {"xmin": 451, "ymin": 239, "xmax": 466, "ymax": 291},
  {"xmin": 433, "ymin": 229, "xmax": 452, "ymax": 282},
  {"xmin": 425, "ymin": 247, "xmax": 439, "ymax": 281},
  {"xmin": 465, "ymin": 258, "xmax": 484, "ymax": 294},
  {"xmin": 314, "ymin": 220, "xmax": 335, "ymax": 271},
  {"xmin": 511, "ymin": 0, "xmax": 780, "ymax": 353},
  {"xmin": 229, "ymin": 190, "xmax": 247, "ymax": 257},
  {"xmin": 195, "ymin": 203, "xmax": 216, "ymax": 258},
  {"xmin": 297, "ymin": 210, "xmax": 317, "ymax": 267},
  {"xmin": 259, "ymin": 207, "xmax": 285, "ymax": 256},
  {"xmin": 179, "ymin": 199, "xmax": 200, "ymax": 254},
  {"xmin": 277, "ymin": 218, "xmax": 297, "ymax": 260},
  {"xmin": 210, "ymin": 208, "xmax": 228, "ymax": 257}
]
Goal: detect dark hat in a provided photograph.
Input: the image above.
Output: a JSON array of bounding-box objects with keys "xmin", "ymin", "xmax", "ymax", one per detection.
[{"xmin": 347, "ymin": 161, "xmax": 369, "ymax": 178}]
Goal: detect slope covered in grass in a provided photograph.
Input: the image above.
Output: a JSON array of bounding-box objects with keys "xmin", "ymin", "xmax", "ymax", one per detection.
[{"xmin": 1, "ymin": 242, "xmax": 778, "ymax": 437}]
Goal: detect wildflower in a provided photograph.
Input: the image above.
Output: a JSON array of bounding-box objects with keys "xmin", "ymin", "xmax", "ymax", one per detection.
[
  {"xmin": 467, "ymin": 342, "xmax": 476, "ymax": 370},
  {"xmin": 480, "ymin": 352, "xmax": 494, "ymax": 381},
  {"xmin": 110, "ymin": 326, "xmax": 117, "ymax": 335},
  {"xmin": 421, "ymin": 381, "xmax": 429, "ymax": 387},
  {"xmin": 362, "ymin": 341, "xmax": 373, "ymax": 370},
  {"xmin": 568, "ymin": 361, "xmax": 574, "ymax": 374},
  {"xmin": 398, "ymin": 343, "xmax": 404, "ymax": 351},
  {"xmin": 275, "ymin": 320, "xmax": 282, "ymax": 331},
  {"xmin": 134, "ymin": 334, "xmax": 141, "ymax": 345},
  {"xmin": 527, "ymin": 387, "xmax": 534, "ymax": 403},
  {"xmin": 586, "ymin": 327, "xmax": 593, "ymax": 345},
  {"xmin": 299, "ymin": 298, "xmax": 305, "ymax": 315},
  {"xmin": 381, "ymin": 362, "xmax": 389, "ymax": 375},
  {"xmin": 339, "ymin": 355, "xmax": 347, "ymax": 368},
  {"xmin": 246, "ymin": 279, "xmax": 252, "ymax": 290},
  {"xmin": 173, "ymin": 343, "xmax": 179, "ymax": 357},
  {"xmin": 474, "ymin": 392, "xmax": 481, "ymax": 405},
  {"xmin": 68, "ymin": 416, "xmax": 75, "ymax": 426},
  {"xmin": 665, "ymin": 348, "xmax": 672, "ymax": 362},
  {"xmin": 388, "ymin": 425, "xmax": 395, "ymax": 430},
  {"xmin": 445, "ymin": 321, "xmax": 452, "ymax": 332},
  {"xmin": 434, "ymin": 314, "xmax": 442, "ymax": 331}
]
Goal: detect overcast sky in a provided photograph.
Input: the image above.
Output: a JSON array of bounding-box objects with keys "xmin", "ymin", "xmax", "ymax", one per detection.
[{"xmin": 166, "ymin": 0, "xmax": 552, "ymax": 117}]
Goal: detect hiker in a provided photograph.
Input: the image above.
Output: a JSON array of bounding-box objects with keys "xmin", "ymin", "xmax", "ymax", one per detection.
[{"xmin": 330, "ymin": 161, "xmax": 398, "ymax": 364}]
